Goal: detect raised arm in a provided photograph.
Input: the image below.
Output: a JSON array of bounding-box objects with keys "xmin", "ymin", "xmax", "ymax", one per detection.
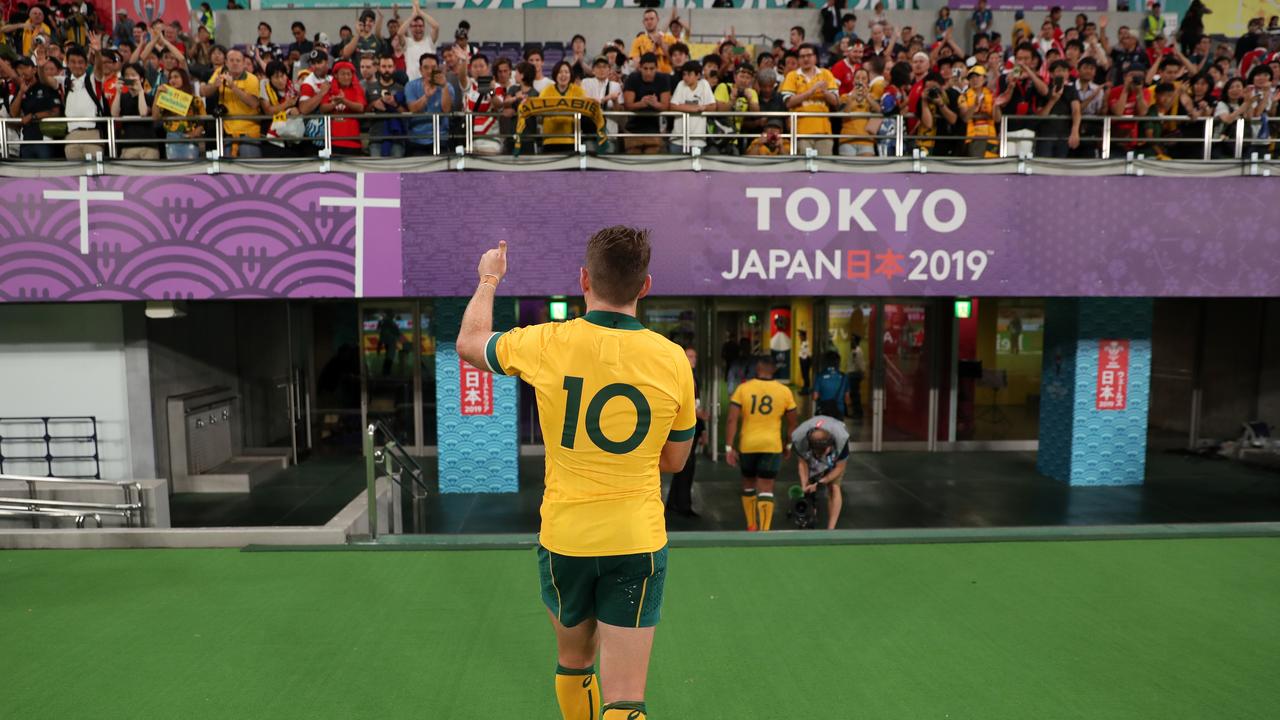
[{"xmin": 456, "ymin": 240, "xmax": 508, "ymax": 370}]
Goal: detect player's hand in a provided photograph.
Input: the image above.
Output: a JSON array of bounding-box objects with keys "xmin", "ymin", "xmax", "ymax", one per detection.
[
  {"xmin": 477, "ymin": 240, "xmax": 507, "ymax": 283},
  {"xmin": 725, "ymin": 448, "xmax": 738, "ymax": 467},
  {"xmin": 783, "ymin": 446, "xmax": 792, "ymax": 460}
]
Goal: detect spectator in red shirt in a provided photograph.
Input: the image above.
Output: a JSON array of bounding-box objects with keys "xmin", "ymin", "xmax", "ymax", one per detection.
[
  {"xmin": 322, "ymin": 60, "xmax": 367, "ymax": 155},
  {"xmin": 831, "ymin": 40, "xmax": 864, "ymax": 95},
  {"xmin": 1108, "ymin": 66, "xmax": 1153, "ymax": 155}
]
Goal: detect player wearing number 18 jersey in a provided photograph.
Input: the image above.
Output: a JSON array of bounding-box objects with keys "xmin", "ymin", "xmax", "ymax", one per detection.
[
  {"xmin": 725, "ymin": 355, "xmax": 797, "ymax": 532},
  {"xmin": 457, "ymin": 227, "xmax": 695, "ymax": 720}
]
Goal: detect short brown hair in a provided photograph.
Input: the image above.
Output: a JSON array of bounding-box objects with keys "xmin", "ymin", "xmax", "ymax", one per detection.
[{"xmin": 585, "ymin": 226, "xmax": 651, "ymax": 306}]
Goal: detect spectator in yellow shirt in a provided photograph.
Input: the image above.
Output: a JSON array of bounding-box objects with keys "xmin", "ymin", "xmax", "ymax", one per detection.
[
  {"xmin": 539, "ymin": 60, "xmax": 587, "ymax": 152},
  {"xmin": 211, "ymin": 48, "xmax": 263, "ymax": 158},
  {"xmin": 780, "ymin": 43, "xmax": 840, "ymax": 155},
  {"xmin": 839, "ymin": 67, "xmax": 877, "ymax": 156},
  {"xmin": 629, "ymin": 8, "xmax": 677, "ymax": 74},
  {"xmin": 1, "ymin": 7, "xmax": 54, "ymax": 56},
  {"xmin": 959, "ymin": 65, "xmax": 998, "ymax": 158}
]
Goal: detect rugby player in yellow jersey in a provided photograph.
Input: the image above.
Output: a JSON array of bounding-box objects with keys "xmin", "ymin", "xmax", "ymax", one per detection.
[
  {"xmin": 724, "ymin": 355, "xmax": 797, "ymax": 531},
  {"xmin": 456, "ymin": 227, "xmax": 696, "ymax": 720}
]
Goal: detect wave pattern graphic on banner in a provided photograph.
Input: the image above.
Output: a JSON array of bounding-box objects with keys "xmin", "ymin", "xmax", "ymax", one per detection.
[{"xmin": 0, "ymin": 174, "xmax": 402, "ymax": 302}]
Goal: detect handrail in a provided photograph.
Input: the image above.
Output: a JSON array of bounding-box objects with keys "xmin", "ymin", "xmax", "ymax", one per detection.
[
  {"xmin": 0, "ymin": 508, "xmax": 128, "ymax": 528},
  {"xmin": 0, "ymin": 496, "xmax": 141, "ymax": 511},
  {"xmin": 0, "ymin": 108, "xmax": 1264, "ymax": 162},
  {"xmin": 0, "ymin": 473, "xmax": 137, "ymax": 487},
  {"xmin": 363, "ymin": 420, "xmax": 429, "ymax": 540},
  {"xmin": 0, "ymin": 472, "xmax": 144, "ymax": 529}
]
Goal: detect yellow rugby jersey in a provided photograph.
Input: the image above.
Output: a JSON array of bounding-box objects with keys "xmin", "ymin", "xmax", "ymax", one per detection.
[
  {"xmin": 730, "ymin": 378, "xmax": 797, "ymax": 454},
  {"xmin": 484, "ymin": 310, "xmax": 696, "ymax": 557}
]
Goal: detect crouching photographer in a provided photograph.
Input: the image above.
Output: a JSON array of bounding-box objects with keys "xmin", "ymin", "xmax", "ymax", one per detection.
[{"xmin": 789, "ymin": 415, "xmax": 850, "ymax": 530}]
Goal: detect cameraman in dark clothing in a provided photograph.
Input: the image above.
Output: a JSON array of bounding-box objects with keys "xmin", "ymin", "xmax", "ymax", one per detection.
[
  {"xmin": 1035, "ymin": 60, "xmax": 1081, "ymax": 158},
  {"xmin": 919, "ymin": 71, "xmax": 963, "ymax": 156}
]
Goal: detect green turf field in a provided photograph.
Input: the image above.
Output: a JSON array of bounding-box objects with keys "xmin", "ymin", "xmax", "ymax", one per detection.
[{"xmin": 3, "ymin": 538, "xmax": 1278, "ymax": 719}]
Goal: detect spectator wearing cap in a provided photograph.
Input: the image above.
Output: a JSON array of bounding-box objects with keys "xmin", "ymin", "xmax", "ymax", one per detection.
[
  {"xmin": 1110, "ymin": 26, "xmax": 1147, "ymax": 84},
  {"xmin": 668, "ymin": 59, "xmax": 716, "ymax": 154},
  {"xmin": 343, "ymin": 10, "xmax": 386, "ymax": 60},
  {"xmin": 581, "ymin": 55, "xmax": 623, "ymax": 154},
  {"xmin": 112, "ymin": 10, "xmax": 132, "ymax": 46},
  {"xmin": 1107, "ymin": 65, "xmax": 1153, "ymax": 156},
  {"xmin": 151, "ymin": 66, "xmax": 206, "ymax": 160},
  {"xmin": 452, "ymin": 23, "xmax": 474, "ymax": 64},
  {"xmin": 780, "ymin": 42, "xmax": 839, "ymax": 155},
  {"xmin": 16, "ymin": 57, "xmax": 64, "ymax": 160},
  {"xmin": 297, "ymin": 48, "xmax": 332, "ymax": 118},
  {"xmin": 187, "ymin": 26, "xmax": 215, "ymax": 76},
  {"xmin": 746, "ymin": 117, "xmax": 791, "ymax": 155},
  {"xmin": 714, "ymin": 63, "xmax": 760, "ymax": 153},
  {"xmin": 397, "ymin": 0, "xmax": 441, "ymax": 83},
  {"xmin": 838, "ymin": 66, "xmax": 875, "ymax": 156},
  {"xmin": 622, "ymin": 51, "xmax": 670, "ymax": 154},
  {"xmin": 320, "ymin": 60, "xmax": 366, "ymax": 155},
  {"xmin": 959, "ymin": 64, "xmax": 997, "ymax": 157},
  {"xmin": 630, "ymin": 8, "xmax": 677, "ymax": 74},
  {"xmin": 403, "ymin": 51, "xmax": 451, "ymax": 155},
  {"xmin": 212, "ymin": 48, "xmax": 262, "ymax": 158}
]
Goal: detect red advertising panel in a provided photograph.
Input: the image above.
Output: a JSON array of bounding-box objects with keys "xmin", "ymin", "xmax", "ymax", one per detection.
[
  {"xmin": 1096, "ymin": 340, "xmax": 1130, "ymax": 411},
  {"xmin": 460, "ymin": 358, "xmax": 493, "ymax": 416}
]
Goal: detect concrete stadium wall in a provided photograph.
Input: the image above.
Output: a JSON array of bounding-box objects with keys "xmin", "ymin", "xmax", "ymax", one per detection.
[
  {"xmin": 218, "ymin": 9, "xmax": 1148, "ymax": 57},
  {"xmin": 0, "ymin": 304, "xmax": 149, "ymax": 481}
]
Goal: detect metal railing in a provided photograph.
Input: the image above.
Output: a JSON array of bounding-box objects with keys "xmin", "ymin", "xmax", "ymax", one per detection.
[
  {"xmin": 0, "ymin": 109, "xmax": 1270, "ymax": 162},
  {"xmin": 362, "ymin": 420, "xmax": 428, "ymax": 540},
  {"xmin": 0, "ymin": 416, "xmax": 102, "ymax": 479},
  {"xmin": 0, "ymin": 472, "xmax": 145, "ymax": 529}
]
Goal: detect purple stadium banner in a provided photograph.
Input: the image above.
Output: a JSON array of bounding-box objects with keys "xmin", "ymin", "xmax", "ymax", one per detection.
[
  {"xmin": 1, "ymin": 171, "xmax": 1277, "ymax": 301},
  {"xmin": 403, "ymin": 172, "xmax": 1280, "ymax": 298}
]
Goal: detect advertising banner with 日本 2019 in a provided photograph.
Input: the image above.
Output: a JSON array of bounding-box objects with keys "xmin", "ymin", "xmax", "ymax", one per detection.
[{"xmin": 401, "ymin": 172, "xmax": 1280, "ymax": 299}]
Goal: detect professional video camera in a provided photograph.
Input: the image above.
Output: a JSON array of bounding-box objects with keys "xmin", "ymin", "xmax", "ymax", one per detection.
[{"xmin": 787, "ymin": 484, "xmax": 819, "ymax": 529}]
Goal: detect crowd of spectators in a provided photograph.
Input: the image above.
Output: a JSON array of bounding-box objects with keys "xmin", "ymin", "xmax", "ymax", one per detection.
[{"xmin": 1, "ymin": 0, "xmax": 1278, "ymax": 160}]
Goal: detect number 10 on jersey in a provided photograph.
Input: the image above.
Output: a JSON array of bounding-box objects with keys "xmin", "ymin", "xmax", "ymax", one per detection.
[{"xmin": 561, "ymin": 376, "xmax": 653, "ymax": 455}]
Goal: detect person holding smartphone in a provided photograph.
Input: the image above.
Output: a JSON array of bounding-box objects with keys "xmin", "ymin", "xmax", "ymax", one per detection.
[
  {"xmin": 110, "ymin": 61, "xmax": 159, "ymax": 159},
  {"xmin": 363, "ymin": 54, "xmax": 407, "ymax": 157}
]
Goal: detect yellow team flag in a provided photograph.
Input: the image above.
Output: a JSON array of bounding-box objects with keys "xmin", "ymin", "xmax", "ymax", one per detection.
[
  {"xmin": 514, "ymin": 96, "xmax": 606, "ymax": 155},
  {"xmin": 155, "ymin": 85, "xmax": 195, "ymax": 116}
]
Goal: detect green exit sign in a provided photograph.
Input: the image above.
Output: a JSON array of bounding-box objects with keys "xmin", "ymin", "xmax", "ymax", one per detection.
[
  {"xmin": 549, "ymin": 300, "xmax": 568, "ymax": 321},
  {"xmin": 954, "ymin": 299, "xmax": 972, "ymax": 319}
]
